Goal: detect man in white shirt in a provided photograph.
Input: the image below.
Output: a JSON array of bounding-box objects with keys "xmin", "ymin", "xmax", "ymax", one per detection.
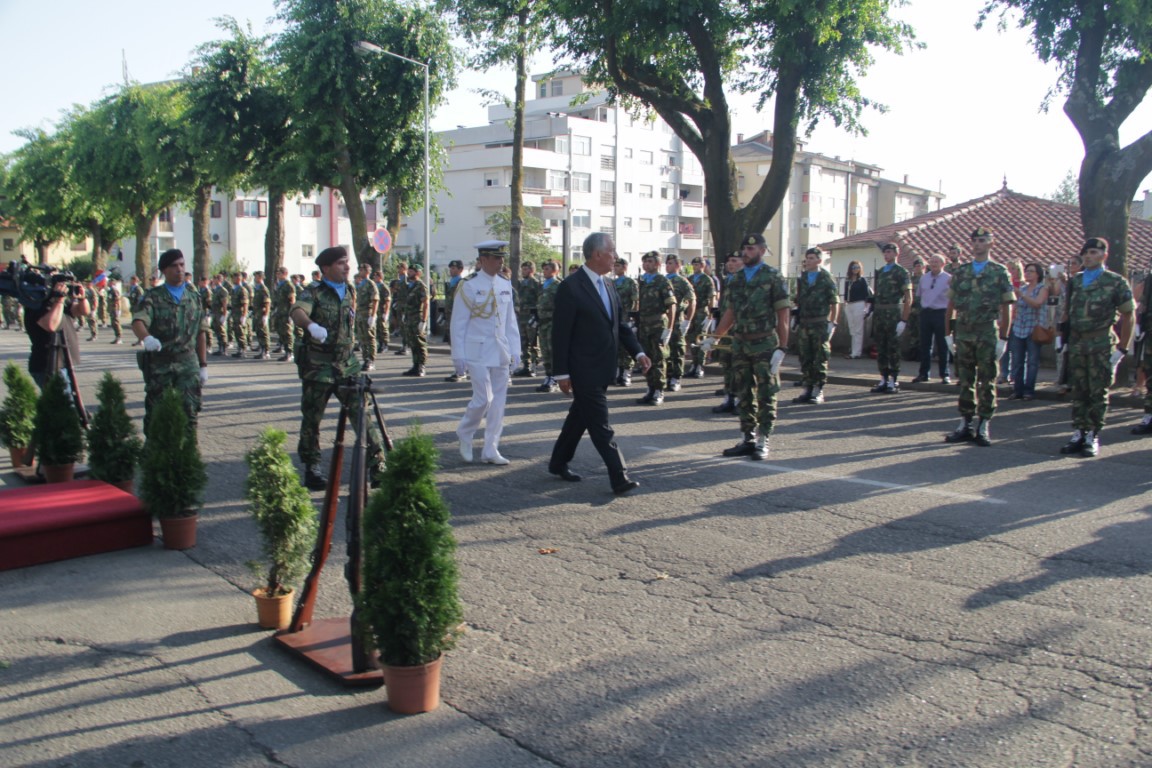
[{"xmin": 452, "ymin": 240, "xmax": 521, "ymax": 465}]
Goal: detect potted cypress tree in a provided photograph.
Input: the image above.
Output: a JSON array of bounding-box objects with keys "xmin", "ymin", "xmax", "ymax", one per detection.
[
  {"xmin": 138, "ymin": 388, "xmax": 207, "ymax": 550},
  {"xmin": 244, "ymin": 428, "xmax": 318, "ymax": 630},
  {"xmin": 0, "ymin": 362, "xmax": 38, "ymax": 467},
  {"xmin": 33, "ymin": 372, "xmax": 84, "ymax": 483},
  {"xmin": 86, "ymin": 372, "xmax": 143, "ymax": 493},
  {"xmin": 358, "ymin": 426, "xmax": 463, "ymax": 714}
]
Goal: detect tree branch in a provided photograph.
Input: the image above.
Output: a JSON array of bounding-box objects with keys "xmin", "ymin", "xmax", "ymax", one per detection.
[{"xmin": 1063, "ymin": 5, "xmax": 1110, "ymax": 141}]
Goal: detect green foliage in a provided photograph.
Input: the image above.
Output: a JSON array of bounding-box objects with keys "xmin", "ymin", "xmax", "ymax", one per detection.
[
  {"xmin": 138, "ymin": 389, "xmax": 207, "ymax": 519},
  {"xmin": 1047, "ymin": 169, "xmax": 1079, "ymax": 206},
  {"xmin": 213, "ymin": 250, "xmax": 249, "ymax": 276},
  {"xmin": 486, "ymin": 208, "xmax": 559, "ymax": 265},
  {"xmin": 86, "ymin": 373, "xmax": 143, "ymax": 485},
  {"xmin": 244, "ymin": 429, "xmax": 318, "ymax": 597},
  {"xmin": 33, "ymin": 373, "xmax": 84, "ymax": 466},
  {"xmin": 62, "ymin": 257, "xmax": 94, "ymax": 282},
  {"xmin": 0, "ymin": 129, "xmax": 88, "ymax": 252},
  {"xmin": 358, "ymin": 426, "xmax": 463, "ymax": 666},
  {"xmin": 0, "ymin": 363, "xmax": 39, "ymax": 450}
]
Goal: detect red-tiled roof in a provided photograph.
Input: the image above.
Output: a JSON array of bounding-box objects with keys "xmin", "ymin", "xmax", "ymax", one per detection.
[{"xmin": 819, "ymin": 186, "xmax": 1152, "ymax": 272}]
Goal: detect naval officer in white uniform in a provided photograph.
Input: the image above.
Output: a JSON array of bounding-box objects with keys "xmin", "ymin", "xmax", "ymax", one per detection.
[{"xmin": 452, "ymin": 240, "xmax": 522, "ymax": 464}]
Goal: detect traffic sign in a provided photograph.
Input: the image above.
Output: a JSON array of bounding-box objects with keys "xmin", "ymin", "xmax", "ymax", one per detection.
[{"xmin": 372, "ymin": 228, "xmax": 392, "ymax": 254}]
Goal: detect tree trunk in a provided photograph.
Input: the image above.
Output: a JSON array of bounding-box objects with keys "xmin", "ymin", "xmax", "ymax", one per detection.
[
  {"xmin": 336, "ymin": 167, "xmax": 374, "ymax": 272},
  {"xmin": 34, "ymin": 240, "xmax": 51, "ymax": 265},
  {"xmin": 1079, "ymin": 153, "xmax": 1134, "ymax": 275},
  {"xmin": 508, "ymin": 9, "xmax": 529, "ymax": 278},
  {"xmin": 191, "ymin": 185, "xmax": 212, "ymax": 281},
  {"xmin": 133, "ymin": 214, "xmax": 153, "ymax": 281},
  {"xmin": 264, "ymin": 188, "xmax": 286, "ymax": 278},
  {"xmin": 89, "ymin": 222, "xmax": 108, "ymax": 273},
  {"xmin": 384, "ymin": 188, "xmax": 404, "ymax": 269}
]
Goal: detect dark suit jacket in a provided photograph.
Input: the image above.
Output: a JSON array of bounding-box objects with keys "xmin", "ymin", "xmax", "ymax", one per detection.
[{"xmin": 552, "ymin": 267, "xmax": 643, "ymax": 389}]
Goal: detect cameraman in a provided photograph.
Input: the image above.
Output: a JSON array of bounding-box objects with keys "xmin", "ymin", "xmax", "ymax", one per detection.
[{"xmin": 25, "ymin": 275, "xmax": 90, "ymax": 388}]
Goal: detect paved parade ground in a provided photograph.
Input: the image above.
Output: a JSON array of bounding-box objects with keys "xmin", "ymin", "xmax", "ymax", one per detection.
[{"xmin": 2, "ymin": 328, "xmax": 1151, "ymax": 767}]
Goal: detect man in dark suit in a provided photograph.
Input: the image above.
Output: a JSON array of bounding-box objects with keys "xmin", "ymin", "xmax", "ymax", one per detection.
[{"xmin": 549, "ymin": 233, "xmax": 651, "ymax": 494}]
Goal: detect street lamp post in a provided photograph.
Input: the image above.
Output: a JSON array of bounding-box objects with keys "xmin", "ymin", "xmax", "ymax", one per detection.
[{"xmin": 353, "ymin": 41, "xmax": 430, "ymax": 291}]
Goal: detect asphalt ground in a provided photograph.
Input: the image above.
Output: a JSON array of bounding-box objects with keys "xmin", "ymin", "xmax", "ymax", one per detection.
[{"xmin": 2, "ymin": 325, "xmax": 1151, "ymax": 768}]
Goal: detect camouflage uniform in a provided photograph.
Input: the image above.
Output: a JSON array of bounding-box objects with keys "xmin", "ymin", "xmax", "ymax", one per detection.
[
  {"xmin": 3, "ymin": 295, "xmax": 23, "ymax": 330},
  {"xmin": 516, "ymin": 273, "xmax": 542, "ymax": 371},
  {"xmin": 794, "ymin": 268, "xmax": 840, "ymax": 389},
  {"xmin": 537, "ymin": 274, "xmax": 562, "ymax": 378},
  {"xmin": 613, "ymin": 272, "xmax": 638, "ymax": 377},
  {"xmin": 389, "ymin": 275, "xmax": 408, "ymax": 352},
  {"xmin": 95, "ymin": 284, "xmax": 108, "ymax": 326},
  {"xmin": 872, "ymin": 264, "xmax": 910, "ymax": 380},
  {"xmin": 442, "ymin": 274, "xmax": 462, "ymax": 344},
  {"xmin": 127, "ymin": 282, "xmax": 144, "ymax": 312},
  {"xmin": 210, "ymin": 283, "xmax": 229, "ymax": 353},
  {"xmin": 229, "ymin": 282, "xmax": 250, "ymax": 354},
  {"xmin": 374, "ymin": 279, "xmax": 390, "ymax": 352},
  {"xmin": 949, "ymin": 260, "xmax": 1014, "ymax": 420},
  {"xmin": 251, "ymin": 281, "xmax": 271, "ymax": 355},
  {"xmin": 1066, "ymin": 268, "xmax": 1134, "ymax": 432},
  {"xmin": 666, "ymin": 272, "xmax": 695, "ymax": 381},
  {"xmin": 1136, "ymin": 274, "xmax": 1152, "ymax": 430},
  {"xmin": 728, "ymin": 264, "xmax": 791, "ymax": 435},
  {"xmin": 906, "ymin": 274, "xmax": 922, "ymax": 359},
  {"xmin": 273, "ymin": 278, "xmax": 296, "ymax": 354},
  {"xmin": 221, "ymin": 278, "xmax": 235, "ymax": 346},
  {"xmin": 688, "ymin": 272, "xmax": 715, "ymax": 372},
  {"xmin": 714, "ymin": 275, "xmax": 736, "ymax": 395},
  {"xmin": 132, "ymin": 284, "xmax": 209, "ymax": 434},
  {"xmin": 355, "ymin": 277, "xmax": 379, "ymax": 367},
  {"xmin": 84, "ymin": 286, "xmax": 98, "ymax": 338},
  {"xmin": 636, "ymin": 272, "xmax": 676, "ymax": 392},
  {"xmin": 292, "ymin": 281, "xmax": 382, "ymax": 473},
  {"xmin": 404, "ymin": 278, "xmax": 429, "ymax": 369},
  {"xmin": 107, "ymin": 282, "xmax": 123, "ymax": 342}
]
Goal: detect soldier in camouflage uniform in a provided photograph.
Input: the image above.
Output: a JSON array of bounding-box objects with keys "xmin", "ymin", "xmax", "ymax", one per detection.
[
  {"xmin": 402, "ymin": 263, "xmax": 429, "ymax": 376},
  {"xmin": 943, "ymin": 226, "xmax": 1015, "ymax": 447},
  {"xmin": 389, "ymin": 262, "xmax": 408, "ymax": 356},
  {"xmin": 272, "ymin": 266, "xmax": 295, "ymax": 361},
  {"xmin": 354, "ymin": 262, "xmax": 379, "ymax": 371},
  {"xmin": 710, "ymin": 252, "xmax": 743, "ymax": 413},
  {"xmin": 209, "ymin": 275, "xmax": 229, "ymax": 355},
  {"xmin": 513, "ymin": 261, "xmax": 542, "ymax": 377},
  {"xmin": 131, "ymin": 249, "xmax": 209, "ymax": 436},
  {"xmin": 127, "ymin": 276, "xmax": 144, "ymax": 345},
  {"xmin": 944, "ymin": 244, "xmax": 965, "ymax": 275},
  {"xmin": 534, "ymin": 260, "xmax": 563, "ymax": 393},
  {"xmin": 250, "ymin": 271, "xmax": 271, "ymax": 359},
  {"xmin": 612, "ymin": 257, "xmax": 638, "ymax": 386},
  {"xmin": 3, "ymin": 294, "xmax": 23, "ymax": 331},
  {"xmin": 83, "ymin": 280, "xmax": 99, "ymax": 340},
  {"xmin": 687, "ymin": 256, "xmax": 716, "ymax": 378},
  {"xmin": 870, "ymin": 243, "xmax": 913, "ymax": 393},
  {"xmin": 442, "ymin": 259, "xmax": 464, "ymax": 346},
  {"xmin": 906, "ymin": 259, "xmax": 923, "ymax": 360},
  {"xmin": 228, "ymin": 272, "xmax": 250, "ymax": 358},
  {"xmin": 372, "ymin": 270, "xmax": 390, "ymax": 355},
  {"xmin": 94, "ymin": 276, "xmax": 108, "ymax": 327},
  {"xmin": 663, "ymin": 254, "xmax": 696, "ymax": 392},
  {"xmin": 792, "ymin": 247, "xmax": 841, "ymax": 405},
  {"xmin": 290, "ymin": 246, "xmax": 384, "ymax": 491},
  {"xmin": 107, "ymin": 278, "xmax": 123, "ymax": 344},
  {"xmin": 1058, "ymin": 237, "xmax": 1134, "ymax": 457},
  {"xmin": 635, "ymin": 251, "xmax": 676, "ymax": 405},
  {"xmin": 704, "ymin": 234, "xmax": 791, "ymax": 460},
  {"xmin": 1132, "ymin": 270, "xmax": 1152, "ymax": 436}
]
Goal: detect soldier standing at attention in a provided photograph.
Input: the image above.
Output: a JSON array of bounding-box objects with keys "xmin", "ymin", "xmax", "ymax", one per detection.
[
  {"xmin": 535, "ymin": 259, "xmax": 563, "ymax": 393},
  {"xmin": 944, "ymin": 244, "xmax": 966, "ymax": 274},
  {"xmin": 513, "ymin": 260, "xmax": 542, "ymax": 377},
  {"xmin": 710, "ymin": 252, "xmax": 743, "ymax": 414},
  {"xmin": 389, "ymin": 262, "xmax": 408, "ymax": 356},
  {"xmin": 907, "ymin": 258, "xmax": 924, "ymax": 362},
  {"xmin": 372, "ymin": 270, "xmax": 390, "ymax": 355},
  {"xmin": 251, "ymin": 271, "xmax": 272, "ymax": 359},
  {"xmin": 442, "ymin": 259, "xmax": 464, "ymax": 346},
  {"xmin": 1132, "ymin": 269, "xmax": 1152, "ymax": 435},
  {"xmin": 354, "ymin": 262, "xmax": 379, "ymax": 371},
  {"xmin": 687, "ymin": 256, "xmax": 716, "ymax": 378},
  {"xmin": 272, "ymin": 266, "xmax": 296, "ymax": 361},
  {"xmin": 402, "ymin": 263, "xmax": 429, "ymax": 377},
  {"xmin": 94, "ymin": 273, "xmax": 108, "ymax": 328},
  {"xmin": 83, "ymin": 280, "xmax": 99, "ymax": 340},
  {"xmin": 209, "ymin": 275, "xmax": 229, "ymax": 356},
  {"xmin": 107, "ymin": 278, "xmax": 123, "ymax": 344},
  {"xmin": 702, "ymin": 234, "xmax": 791, "ymax": 460},
  {"xmin": 870, "ymin": 243, "xmax": 913, "ymax": 393},
  {"xmin": 229, "ymin": 272, "xmax": 250, "ymax": 358},
  {"xmin": 663, "ymin": 254, "xmax": 696, "ymax": 392},
  {"xmin": 792, "ymin": 247, "xmax": 840, "ymax": 405},
  {"xmin": 131, "ymin": 249, "xmax": 210, "ymax": 435},
  {"xmin": 612, "ymin": 257, "xmax": 638, "ymax": 386},
  {"xmin": 635, "ymin": 250, "xmax": 676, "ymax": 405},
  {"xmin": 1058, "ymin": 237, "xmax": 1134, "ymax": 457},
  {"xmin": 197, "ymin": 276, "xmax": 211, "ymax": 315},
  {"xmin": 290, "ymin": 245, "xmax": 383, "ymax": 491},
  {"xmin": 943, "ymin": 227, "xmax": 1015, "ymax": 447}
]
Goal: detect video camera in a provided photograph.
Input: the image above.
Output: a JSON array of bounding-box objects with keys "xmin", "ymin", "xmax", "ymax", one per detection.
[{"xmin": 0, "ymin": 262, "xmax": 82, "ymax": 311}]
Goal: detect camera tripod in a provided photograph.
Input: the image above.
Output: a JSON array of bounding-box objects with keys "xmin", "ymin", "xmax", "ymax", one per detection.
[{"xmin": 277, "ymin": 373, "xmax": 393, "ymax": 685}]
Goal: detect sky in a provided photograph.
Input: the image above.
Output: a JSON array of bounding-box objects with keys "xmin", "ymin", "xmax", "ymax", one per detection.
[{"xmin": 2, "ymin": 0, "xmax": 1149, "ymax": 207}]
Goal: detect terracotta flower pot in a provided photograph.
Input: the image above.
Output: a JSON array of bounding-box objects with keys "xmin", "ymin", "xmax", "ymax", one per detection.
[
  {"xmin": 8, "ymin": 446, "xmax": 31, "ymax": 468},
  {"xmin": 159, "ymin": 513, "xmax": 198, "ymax": 550},
  {"xmin": 382, "ymin": 655, "xmax": 443, "ymax": 714},
  {"xmin": 252, "ymin": 587, "xmax": 294, "ymax": 631},
  {"xmin": 42, "ymin": 463, "xmax": 75, "ymax": 484}
]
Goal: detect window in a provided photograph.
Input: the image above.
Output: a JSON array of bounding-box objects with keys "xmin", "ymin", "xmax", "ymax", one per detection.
[
  {"xmin": 551, "ymin": 79, "xmax": 563, "ymax": 97},
  {"xmin": 237, "ymin": 200, "xmax": 267, "ymax": 218},
  {"xmin": 639, "ymin": 218, "xmax": 653, "ymax": 232},
  {"xmin": 302, "ymin": 244, "xmax": 314, "ymax": 261},
  {"xmin": 484, "ymin": 172, "xmax": 501, "ymax": 188},
  {"xmin": 555, "ymin": 136, "xmax": 568, "ymax": 155},
  {"xmin": 623, "ymin": 147, "xmax": 633, "ymax": 159},
  {"xmin": 2, "ymin": 239, "xmax": 13, "ymax": 252},
  {"xmin": 827, "ymin": 223, "xmax": 835, "ymax": 233},
  {"xmin": 538, "ymin": 82, "xmax": 547, "ymax": 98},
  {"xmin": 665, "ymin": 152, "xmax": 679, "ymax": 167},
  {"xmin": 639, "ymin": 150, "xmax": 654, "ymax": 165},
  {"xmin": 600, "ymin": 180, "xmax": 615, "ymax": 205},
  {"xmin": 660, "ymin": 217, "xmax": 676, "ymax": 233},
  {"xmin": 660, "ymin": 183, "xmax": 676, "ymax": 200},
  {"xmin": 71, "ymin": 239, "xmax": 87, "ymax": 251},
  {"xmin": 572, "ymin": 209, "xmax": 591, "ymax": 228},
  {"xmin": 572, "ymin": 135, "xmax": 591, "ymax": 155},
  {"xmin": 624, "ymin": 182, "xmax": 633, "ymax": 194},
  {"xmin": 210, "ymin": 200, "xmax": 222, "ymax": 219},
  {"xmin": 549, "ymin": 170, "xmax": 568, "ymax": 190},
  {"xmin": 623, "ymin": 217, "xmax": 633, "ymax": 228},
  {"xmin": 364, "ymin": 200, "xmax": 377, "ymax": 225},
  {"xmin": 572, "ymin": 172, "xmax": 591, "ymax": 193},
  {"xmin": 299, "ymin": 202, "xmax": 322, "ymax": 218},
  {"xmin": 638, "ymin": 184, "xmax": 653, "ymax": 199},
  {"xmin": 600, "ymin": 216, "xmax": 614, "ymax": 232}
]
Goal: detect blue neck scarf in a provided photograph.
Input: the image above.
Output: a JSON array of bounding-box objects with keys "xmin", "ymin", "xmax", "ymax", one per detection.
[
  {"xmin": 806, "ymin": 271, "xmax": 817, "ymax": 285},
  {"xmin": 642, "ymin": 273, "xmax": 657, "ymax": 284},
  {"xmin": 323, "ymin": 279, "xmax": 347, "ymax": 301},
  {"xmin": 742, "ymin": 263, "xmax": 763, "ymax": 282},
  {"xmin": 165, "ymin": 284, "xmax": 185, "ymax": 303},
  {"xmin": 882, "ymin": 264, "xmax": 893, "ymax": 273},
  {"xmin": 543, "ymin": 277, "xmax": 555, "ymax": 288},
  {"xmin": 1081, "ymin": 267, "xmax": 1103, "ymax": 286},
  {"xmin": 972, "ymin": 261, "xmax": 987, "ymax": 275}
]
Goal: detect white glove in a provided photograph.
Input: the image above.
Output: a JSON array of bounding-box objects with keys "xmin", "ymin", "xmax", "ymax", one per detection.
[
  {"xmin": 826, "ymin": 321, "xmax": 837, "ymax": 337},
  {"xmin": 142, "ymin": 335, "xmax": 162, "ymax": 352},
  {"xmin": 453, "ymin": 359, "xmax": 466, "ymax": 376},
  {"xmin": 199, "ymin": 367, "xmax": 208, "ymax": 386},
  {"xmin": 1110, "ymin": 348, "xmax": 1126, "ymax": 372},
  {"xmin": 769, "ymin": 347, "xmax": 786, "ymax": 376},
  {"xmin": 308, "ymin": 323, "xmax": 328, "ymax": 342},
  {"xmin": 1135, "ymin": 324, "xmax": 1144, "ymax": 342},
  {"xmin": 419, "ymin": 320, "xmax": 428, "ymax": 335},
  {"xmin": 659, "ymin": 328, "xmax": 672, "ymax": 346},
  {"xmin": 511, "ymin": 356, "xmax": 520, "ymax": 371},
  {"xmin": 368, "ymin": 315, "xmax": 376, "ymax": 327},
  {"xmin": 1055, "ymin": 335, "xmax": 1064, "ymax": 352},
  {"xmin": 995, "ymin": 338, "xmax": 1007, "ymax": 360},
  {"xmin": 699, "ymin": 337, "xmax": 716, "ymax": 355},
  {"xmin": 945, "ymin": 335, "xmax": 955, "ymax": 355},
  {"xmin": 679, "ymin": 319, "xmax": 690, "ymax": 336},
  {"xmin": 896, "ymin": 321, "xmax": 907, "ymax": 337}
]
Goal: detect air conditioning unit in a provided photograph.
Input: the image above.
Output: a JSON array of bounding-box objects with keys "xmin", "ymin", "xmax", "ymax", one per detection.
[{"xmin": 211, "ymin": 233, "xmax": 221, "ymax": 243}]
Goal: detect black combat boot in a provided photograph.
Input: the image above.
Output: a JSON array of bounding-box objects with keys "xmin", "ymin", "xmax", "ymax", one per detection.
[
  {"xmin": 944, "ymin": 417, "xmax": 975, "ymax": 443},
  {"xmin": 1059, "ymin": 429, "xmax": 1086, "ymax": 454},
  {"xmin": 1081, "ymin": 430, "xmax": 1100, "ymax": 457},
  {"xmin": 712, "ymin": 393, "xmax": 736, "ymax": 413},
  {"xmin": 751, "ymin": 431, "xmax": 769, "ymax": 460},
  {"xmin": 792, "ymin": 386, "xmax": 813, "ymax": 404},
  {"xmin": 303, "ymin": 464, "xmax": 327, "ymax": 491},
  {"xmin": 974, "ymin": 418, "xmax": 992, "ymax": 447},
  {"xmin": 810, "ymin": 385, "xmax": 825, "ymax": 404},
  {"xmin": 637, "ymin": 388, "xmax": 658, "ymax": 405},
  {"xmin": 722, "ymin": 432, "xmax": 756, "ymax": 457}
]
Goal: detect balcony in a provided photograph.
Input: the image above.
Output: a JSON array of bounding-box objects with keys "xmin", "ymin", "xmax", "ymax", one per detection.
[
  {"xmin": 600, "ymin": 155, "xmax": 615, "ymax": 170},
  {"xmin": 677, "ymin": 199, "xmax": 704, "ymax": 218}
]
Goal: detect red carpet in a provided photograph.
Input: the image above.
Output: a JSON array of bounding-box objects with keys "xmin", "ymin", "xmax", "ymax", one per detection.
[{"xmin": 0, "ymin": 480, "xmax": 152, "ymax": 571}]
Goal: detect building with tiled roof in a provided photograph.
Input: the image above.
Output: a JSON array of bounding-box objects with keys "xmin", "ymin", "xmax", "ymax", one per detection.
[{"xmin": 818, "ymin": 183, "xmax": 1152, "ymax": 278}]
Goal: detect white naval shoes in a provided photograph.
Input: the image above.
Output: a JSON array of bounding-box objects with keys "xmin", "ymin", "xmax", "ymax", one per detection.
[
  {"xmin": 458, "ymin": 436, "xmax": 474, "ymax": 463},
  {"xmin": 482, "ymin": 452, "xmax": 510, "ymax": 465}
]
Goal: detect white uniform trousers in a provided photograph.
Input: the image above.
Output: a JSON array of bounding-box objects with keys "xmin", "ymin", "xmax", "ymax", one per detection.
[{"xmin": 456, "ymin": 362, "xmax": 510, "ymax": 460}]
